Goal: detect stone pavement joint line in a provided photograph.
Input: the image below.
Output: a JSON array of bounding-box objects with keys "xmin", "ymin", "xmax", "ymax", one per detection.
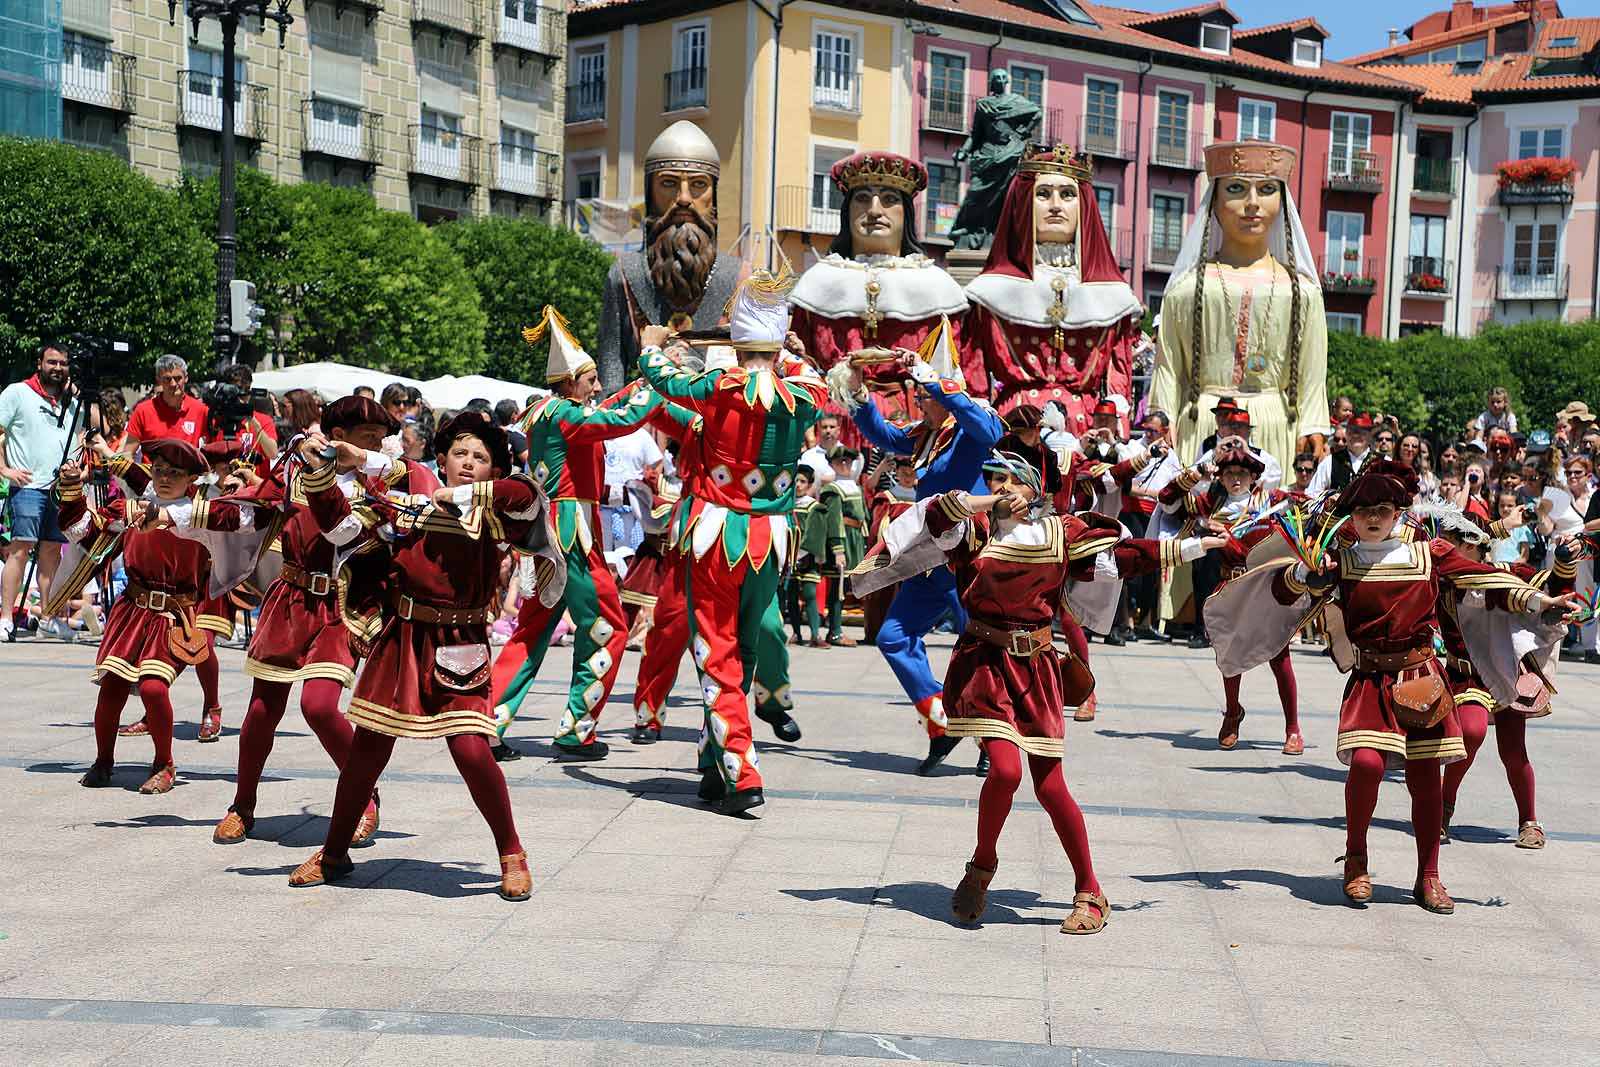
[{"xmin": 0, "ymin": 997, "xmax": 1336, "ymax": 1067}]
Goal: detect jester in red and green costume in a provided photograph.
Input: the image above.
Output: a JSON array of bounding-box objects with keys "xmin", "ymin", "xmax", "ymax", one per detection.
[
  {"xmin": 636, "ymin": 274, "xmax": 829, "ymax": 817},
  {"xmin": 488, "ymin": 308, "xmax": 661, "ymax": 761}
]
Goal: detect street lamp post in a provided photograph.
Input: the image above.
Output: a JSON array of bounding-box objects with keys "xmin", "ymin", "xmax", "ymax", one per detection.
[{"xmin": 168, "ymin": 1, "xmax": 294, "ymax": 367}]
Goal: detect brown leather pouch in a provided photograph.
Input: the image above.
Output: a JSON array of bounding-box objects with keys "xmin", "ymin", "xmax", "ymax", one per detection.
[
  {"xmin": 1390, "ymin": 669, "xmax": 1451, "ymax": 730},
  {"xmin": 1508, "ymin": 671, "xmax": 1553, "ymax": 718},
  {"xmin": 434, "ymin": 644, "xmax": 491, "ymax": 693},
  {"xmin": 1060, "ymin": 644, "xmax": 1097, "ymax": 708},
  {"xmin": 166, "ymin": 606, "xmax": 209, "ymax": 666}
]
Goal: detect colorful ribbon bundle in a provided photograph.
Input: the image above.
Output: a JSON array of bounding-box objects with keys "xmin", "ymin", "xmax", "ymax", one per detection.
[
  {"xmin": 1228, "ymin": 497, "xmax": 1292, "ymax": 538},
  {"xmin": 1403, "ymin": 512, "xmax": 1438, "ymax": 541},
  {"xmin": 1568, "ymin": 585, "xmax": 1600, "ymax": 625},
  {"xmin": 1271, "ymin": 504, "xmax": 1349, "ymax": 571}
]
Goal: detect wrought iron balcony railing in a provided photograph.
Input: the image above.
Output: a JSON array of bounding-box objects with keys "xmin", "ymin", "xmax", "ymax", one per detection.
[
  {"xmin": 408, "ymin": 123, "xmax": 482, "ymax": 186},
  {"xmin": 566, "ymin": 78, "xmax": 605, "ymax": 123},
  {"xmin": 663, "ymin": 66, "xmax": 707, "ymax": 112},
  {"xmin": 494, "ymin": 144, "xmax": 559, "ymax": 198},
  {"xmin": 177, "ymin": 70, "xmax": 267, "ymax": 140},
  {"xmin": 302, "ymin": 98, "xmax": 383, "ymax": 167},
  {"xmin": 61, "ymin": 40, "xmax": 136, "ymax": 115}
]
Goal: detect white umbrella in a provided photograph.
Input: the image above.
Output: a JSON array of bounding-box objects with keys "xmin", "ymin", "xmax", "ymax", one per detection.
[
  {"xmin": 252, "ymin": 362, "xmax": 423, "ymax": 402},
  {"xmin": 421, "ymin": 374, "xmax": 548, "ymax": 412}
]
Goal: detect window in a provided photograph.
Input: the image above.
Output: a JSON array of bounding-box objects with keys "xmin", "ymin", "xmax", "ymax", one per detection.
[
  {"xmin": 1422, "ymin": 38, "xmax": 1486, "ymax": 64},
  {"xmin": 1238, "ymin": 98, "xmax": 1275, "ymax": 141},
  {"xmin": 811, "ymin": 144, "xmax": 853, "ymax": 232},
  {"xmin": 571, "ymin": 46, "xmax": 605, "ymax": 122},
  {"xmin": 185, "ymin": 45, "xmax": 247, "ymax": 131},
  {"xmin": 499, "ymin": 124, "xmax": 546, "ymax": 195},
  {"xmin": 1154, "ymin": 90, "xmax": 1189, "ymax": 165},
  {"xmin": 500, "ymin": 0, "xmax": 545, "ymax": 52},
  {"xmin": 575, "ymin": 167, "xmax": 601, "ymax": 199},
  {"xmin": 926, "ymin": 161, "xmax": 961, "ymax": 239},
  {"xmin": 1095, "ymin": 186, "xmax": 1114, "ymax": 237},
  {"xmin": 1083, "ymin": 77, "xmax": 1120, "ymax": 154},
  {"xmin": 418, "ymin": 106, "xmax": 463, "ymax": 179},
  {"xmin": 1150, "ymin": 193, "xmax": 1185, "ymax": 262},
  {"xmin": 1292, "ymin": 38, "xmax": 1321, "ymax": 67},
  {"xmin": 1408, "ymin": 214, "xmax": 1448, "ymax": 280},
  {"xmin": 1551, "ymin": 35, "xmax": 1580, "ymax": 49},
  {"xmin": 62, "ymin": 31, "xmax": 111, "ymax": 101},
  {"xmin": 1513, "ymin": 223, "xmax": 1558, "ymax": 277},
  {"xmin": 813, "ymin": 29, "xmax": 859, "ymax": 111},
  {"xmin": 1326, "ymin": 211, "xmax": 1365, "ymax": 276},
  {"xmin": 666, "ymin": 24, "xmax": 707, "ymax": 110},
  {"xmin": 927, "ymin": 52, "xmax": 966, "ymax": 131},
  {"xmin": 1009, "ymin": 65, "xmax": 1044, "ymax": 110},
  {"xmin": 1326, "ymin": 312, "xmax": 1363, "ymax": 334},
  {"xmin": 1517, "ymin": 127, "xmax": 1564, "ymax": 159},
  {"xmin": 309, "ymin": 96, "xmax": 362, "ymax": 155},
  {"xmin": 1200, "ymin": 22, "xmax": 1231, "ymax": 54},
  {"xmin": 1329, "ymin": 112, "xmax": 1372, "ymax": 178}
]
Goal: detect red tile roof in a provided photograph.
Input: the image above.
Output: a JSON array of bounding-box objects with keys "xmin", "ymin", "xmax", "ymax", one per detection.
[
  {"xmin": 1121, "ymin": 1, "xmax": 1237, "ymax": 27},
  {"xmin": 1234, "ymin": 18, "xmax": 1330, "ymax": 42},
  {"xmin": 1343, "ymin": 12, "xmax": 1525, "ymax": 65},
  {"xmin": 1384, "ymin": 60, "xmax": 1481, "ymax": 103},
  {"xmin": 1351, "ymin": 16, "xmax": 1600, "ymax": 101}
]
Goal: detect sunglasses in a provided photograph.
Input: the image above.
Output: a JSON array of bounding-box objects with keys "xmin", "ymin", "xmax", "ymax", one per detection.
[{"xmin": 1295, "ymin": 466, "xmax": 1315, "ymax": 474}]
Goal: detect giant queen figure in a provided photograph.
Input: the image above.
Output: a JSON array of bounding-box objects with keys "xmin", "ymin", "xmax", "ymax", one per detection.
[
  {"xmin": 594, "ymin": 121, "xmax": 746, "ymax": 388},
  {"xmin": 961, "ymin": 143, "xmax": 1143, "ymax": 432},
  {"xmin": 1149, "ymin": 142, "xmax": 1329, "ymax": 472}
]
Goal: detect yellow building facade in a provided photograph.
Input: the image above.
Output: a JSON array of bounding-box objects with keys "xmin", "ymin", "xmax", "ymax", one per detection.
[{"xmin": 566, "ymin": 0, "xmax": 914, "ymax": 265}]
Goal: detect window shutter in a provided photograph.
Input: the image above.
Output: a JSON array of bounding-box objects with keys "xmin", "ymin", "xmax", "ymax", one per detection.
[
  {"xmin": 62, "ymin": 0, "xmax": 111, "ymax": 37},
  {"xmin": 311, "ymin": 45, "xmax": 363, "ymax": 105}
]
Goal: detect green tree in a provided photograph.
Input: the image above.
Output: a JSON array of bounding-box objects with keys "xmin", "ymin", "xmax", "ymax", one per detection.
[
  {"xmin": 1477, "ymin": 319, "xmax": 1600, "ymax": 431},
  {"xmin": 436, "ymin": 216, "xmax": 613, "ymax": 384},
  {"xmin": 1400, "ymin": 330, "xmax": 1516, "ymax": 446},
  {"xmin": 0, "ymin": 138, "xmax": 213, "ymax": 383},
  {"xmin": 1325, "ymin": 329, "xmax": 1428, "ymax": 432},
  {"xmin": 276, "ymin": 183, "xmax": 486, "ymax": 376},
  {"xmin": 177, "ymin": 167, "xmax": 294, "ymax": 366}
]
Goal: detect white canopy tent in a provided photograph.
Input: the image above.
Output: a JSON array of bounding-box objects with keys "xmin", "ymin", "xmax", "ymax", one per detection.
[
  {"xmin": 422, "ymin": 374, "xmax": 549, "ymax": 411},
  {"xmin": 251, "ymin": 363, "xmax": 546, "ymax": 411}
]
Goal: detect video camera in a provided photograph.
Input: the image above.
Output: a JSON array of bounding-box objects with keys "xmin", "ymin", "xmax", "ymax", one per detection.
[
  {"xmin": 203, "ymin": 381, "xmax": 271, "ymax": 437},
  {"xmin": 63, "ymin": 332, "xmax": 134, "ymax": 398}
]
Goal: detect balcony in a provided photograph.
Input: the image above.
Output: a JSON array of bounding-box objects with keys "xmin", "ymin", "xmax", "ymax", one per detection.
[
  {"xmin": 775, "ymin": 185, "xmax": 840, "ymax": 235},
  {"xmin": 302, "ymin": 99, "xmax": 383, "ymax": 171},
  {"xmin": 177, "ymin": 71, "xmax": 267, "ymax": 141},
  {"xmin": 408, "ymin": 123, "xmax": 481, "ymax": 187},
  {"xmin": 1080, "ymin": 118, "xmax": 1135, "ymax": 161},
  {"xmin": 1404, "ymin": 256, "xmax": 1452, "ymax": 297},
  {"xmin": 1413, "ymin": 158, "xmax": 1455, "ymax": 198},
  {"xmin": 493, "ymin": 4, "xmax": 563, "ymax": 66},
  {"xmin": 494, "ymin": 144, "xmax": 559, "ymax": 199},
  {"xmin": 1042, "ymin": 107, "xmax": 1066, "ymax": 144},
  {"xmin": 1319, "ymin": 255, "xmax": 1380, "ymax": 295},
  {"xmin": 1497, "ymin": 178, "xmax": 1575, "ymax": 207},
  {"xmin": 1150, "ymin": 126, "xmax": 1202, "ymax": 170},
  {"xmin": 1106, "ymin": 226, "xmax": 1132, "ymax": 267},
  {"xmin": 566, "ymin": 79, "xmax": 605, "ymax": 124},
  {"xmin": 411, "ymin": 0, "xmax": 481, "ymax": 46},
  {"xmin": 812, "ymin": 73, "xmax": 863, "ymax": 115},
  {"xmin": 1325, "ymin": 152, "xmax": 1383, "ymax": 194},
  {"xmin": 61, "ymin": 41, "xmax": 136, "ymax": 120},
  {"xmin": 925, "ymin": 96, "xmax": 967, "ymax": 134},
  {"xmin": 316, "ymin": 0, "xmax": 384, "ymax": 25},
  {"xmin": 1497, "ymin": 264, "xmax": 1570, "ymax": 301},
  {"xmin": 663, "ymin": 65, "xmax": 707, "ymax": 113},
  {"xmin": 1148, "ymin": 237, "xmax": 1182, "ymax": 269}
]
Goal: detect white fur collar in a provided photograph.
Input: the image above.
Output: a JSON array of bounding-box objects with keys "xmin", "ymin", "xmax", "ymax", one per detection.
[
  {"xmin": 965, "ymin": 265, "xmax": 1141, "ymax": 330},
  {"xmin": 791, "ymin": 253, "xmax": 968, "ymax": 321}
]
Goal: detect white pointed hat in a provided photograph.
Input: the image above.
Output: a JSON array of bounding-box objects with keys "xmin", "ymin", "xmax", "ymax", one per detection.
[
  {"xmin": 703, "ymin": 344, "xmax": 738, "ymax": 371},
  {"xmin": 727, "ymin": 264, "xmax": 796, "ymax": 353},
  {"xmin": 915, "ymin": 315, "xmax": 962, "ymax": 387},
  {"xmin": 522, "ymin": 306, "xmax": 595, "ymax": 384}
]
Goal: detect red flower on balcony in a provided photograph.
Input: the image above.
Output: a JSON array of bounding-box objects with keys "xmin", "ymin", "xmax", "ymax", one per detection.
[
  {"xmin": 1408, "ymin": 273, "xmax": 1446, "ymax": 293},
  {"xmin": 1496, "ymin": 156, "xmax": 1577, "ymax": 188}
]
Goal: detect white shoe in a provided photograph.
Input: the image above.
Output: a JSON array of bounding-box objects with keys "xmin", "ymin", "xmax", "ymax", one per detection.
[
  {"xmin": 39, "ymin": 617, "xmax": 75, "ymax": 643},
  {"xmin": 0, "ymin": 617, "xmax": 14, "ymax": 642}
]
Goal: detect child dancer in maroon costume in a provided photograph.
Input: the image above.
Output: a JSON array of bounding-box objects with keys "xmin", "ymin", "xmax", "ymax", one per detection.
[
  {"xmin": 1161, "ymin": 438, "xmax": 1302, "ymax": 753},
  {"xmin": 56, "ymin": 440, "xmax": 215, "ymax": 795},
  {"xmin": 928, "ymin": 451, "xmax": 1221, "ymax": 933},
  {"xmin": 286, "ymin": 413, "xmax": 542, "ymax": 901},
  {"xmin": 1264, "ymin": 461, "xmax": 1573, "ymax": 912}
]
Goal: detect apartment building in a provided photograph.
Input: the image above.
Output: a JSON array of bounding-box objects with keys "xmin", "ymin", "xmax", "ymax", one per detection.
[{"xmin": 48, "ymin": 0, "xmax": 568, "ymax": 220}]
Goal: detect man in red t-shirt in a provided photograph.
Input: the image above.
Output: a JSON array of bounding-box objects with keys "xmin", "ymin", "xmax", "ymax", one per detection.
[
  {"xmin": 201, "ymin": 362, "xmax": 279, "ymax": 474},
  {"xmin": 123, "ymin": 354, "xmax": 209, "ymax": 454}
]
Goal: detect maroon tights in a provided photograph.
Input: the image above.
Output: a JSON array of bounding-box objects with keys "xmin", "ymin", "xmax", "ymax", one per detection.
[
  {"xmin": 233, "ymin": 679, "xmax": 354, "ymax": 816},
  {"xmin": 321, "ymin": 726, "xmax": 521, "ymax": 864},
  {"xmin": 195, "ymin": 641, "xmax": 221, "ymax": 711},
  {"xmin": 1442, "ymin": 704, "xmax": 1537, "ymax": 824},
  {"xmin": 1222, "ymin": 646, "xmax": 1300, "ymax": 733},
  {"xmin": 973, "ymin": 740, "xmax": 1100, "ymax": 896},
  {"xmin": 93, "ymin": 676, "xmax": 174, "ymax": 768},
  {"xmin": 1344, "ymin": 748, "xmax": 1443, "ymax": 880}
]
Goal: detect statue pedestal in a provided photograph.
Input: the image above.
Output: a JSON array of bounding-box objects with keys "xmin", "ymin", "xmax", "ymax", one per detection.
[{"xmin": 944, "ymin": 247, "xmax": 989, "ymax": 287}]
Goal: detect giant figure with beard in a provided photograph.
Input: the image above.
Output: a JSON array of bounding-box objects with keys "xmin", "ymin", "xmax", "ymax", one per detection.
[{"xmin": 594, "ymin": 121, "xmax": 746, "ymax": 389}]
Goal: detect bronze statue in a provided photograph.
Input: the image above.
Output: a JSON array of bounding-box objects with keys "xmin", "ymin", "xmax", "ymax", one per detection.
[{"xmin": 948, "ymin": 70, "xmax": 1042, "ymax": 251}]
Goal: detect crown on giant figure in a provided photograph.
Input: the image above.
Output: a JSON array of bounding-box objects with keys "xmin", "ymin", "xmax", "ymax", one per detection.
[
  {"xmin": 829, "ymin": 151, "xmax": 928, "ymax": 197},
  {"xmin": 1018, "ymin": 143, "xmax": 1093, "ymax": 182},
  {"xmin": 1203, "ymin": 140, "xmax": 1297, "ymax": 181}
]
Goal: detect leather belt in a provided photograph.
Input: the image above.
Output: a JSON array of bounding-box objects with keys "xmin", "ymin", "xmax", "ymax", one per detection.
[
  {"xmin": 125, "ymin": 582, "xmax": 195, "ymax": 614},
  {"xmin": 394, "ymin": 593, "xmax": 494, "ymax": 626},
  {"xmin": 965, "ymin": 616, "xmax": 1053, "ymax": 658},
  {"xmin": 843, "ymin": 517, "xmax": 864, "ymax": 530},
  {"xmin": 1353, "ymin": 646, "xmax": 1435, "ymax": 673},
  {"xmin": 279, "ymin": 562, "xmax": 333, "ymax": 597},
  {"xmin": 1444, "ymin": 653, "xmax": 1474, "ymax": 676}
]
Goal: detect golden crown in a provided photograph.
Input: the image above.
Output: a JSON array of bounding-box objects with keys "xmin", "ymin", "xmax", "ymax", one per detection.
[
  {"xmin": 830, "ymin": 152, "xmax": 928, "ymax": 197},
  {"xmin": 1203, "ymin": 140, "xmax": 1297, "ymax": 181},
  {"xmin": 1018, "ymin": 143, "xmax": 1093, "ymax": 181}
]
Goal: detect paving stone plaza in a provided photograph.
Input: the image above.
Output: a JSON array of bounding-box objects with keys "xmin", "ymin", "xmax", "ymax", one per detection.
[{"xmin": 1, "ymin": 635, "xmax": 1596, "ymax": 1067}]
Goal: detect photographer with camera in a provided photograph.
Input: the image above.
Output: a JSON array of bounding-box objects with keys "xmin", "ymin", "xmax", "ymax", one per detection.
[
  {"xmin": 1193, "ymin": 399, "xmax": 1282, "ymax": 493},
  {"xmin": 0, "ymin": 341, "xmax": 88, "ymax": 641},
  {"xmin": 123, "ymin": 355, "xmax": 208, "ymax": 455},
  {"xmin": 202, "ymin": 363, "xmax": 278, "ymax": 472}
]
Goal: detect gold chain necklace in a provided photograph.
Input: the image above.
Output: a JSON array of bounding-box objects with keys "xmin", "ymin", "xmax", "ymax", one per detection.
[{"xmin": 1214, "ymin": 262, "xmax": 1277, "ymax": 377}]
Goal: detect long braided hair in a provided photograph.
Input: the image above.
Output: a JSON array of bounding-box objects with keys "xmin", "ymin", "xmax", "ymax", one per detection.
[
  {"xmin": 1280, "ymin": 215, "xmax": 1304, "ymax": 432},
  {"xmin": 1186, "ymin": 212, "xmax": 1213, "ymax": 427}
]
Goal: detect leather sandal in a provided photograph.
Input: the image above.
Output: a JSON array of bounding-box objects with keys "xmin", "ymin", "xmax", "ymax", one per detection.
[
  {"xmin": 213, "ymin": 806, "xmax": 253, "ymax": 844},
  {"xmin": 1282, "ymin": 732, "xmax": 1305, "ymax": 756},
  {"xmin": 1218, "ymin": 708, "xmax": 1245, "ymax": 749},
  {"xmin": 1060, "ymin": 891, "xmax": 1110, "ymax": 934},
  {"xmin": 951, "ymin": 861, "xmax": 996, "ymax": 924},
  {"xmin": 1339, "ymin": 853, "xmax": 1372, "ymax": 903},
  {"xmin": 79, "ymin": 762, "xmax": 114, "ymax": 788},
  {"xmin": 1073, "ymin": 694, "xmax": 1097, "ymax": 722},
  {"xmin": 499, "ymin": 850, "xmax": 533, "ymax": 901},
  {"xmin": 1413, "ymin": 875, "xmax": 1455, "ymax": 914},
  {"xmin": 197, "ymin": 707, "xmax": 223, "ymax": 743},
  {"xmin": 288, "ymin": 849, "xmax": 354, "ymax": 888},
  {"xmin": 1440, "ymin": 801, "xmax": 1455, "ymax": 844},
  {"xmin": 1515, "ymin": 821, "xmax": 1546, "ymax": 850},
  {"xmin": 117, "ymin": 717, "xmax": 150, "ymax": 737},
  {"xmin": 351, "ymin": 792, "xmax": 380, "ymax": 848},
  {"xmin": 138, "ymin": 761, "xmax": 176, "ymax": 795}
]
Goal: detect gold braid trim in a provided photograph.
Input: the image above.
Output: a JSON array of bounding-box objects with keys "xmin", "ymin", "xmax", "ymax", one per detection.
[{"xmin": 300, "ymin": 461, "xmax": 339, "ymax": 494}]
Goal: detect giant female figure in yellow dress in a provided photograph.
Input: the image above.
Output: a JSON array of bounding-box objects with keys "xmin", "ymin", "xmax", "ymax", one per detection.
[{"xmin": 1150, "ymin": 142, "xmax": 1329, "ymax": 473}]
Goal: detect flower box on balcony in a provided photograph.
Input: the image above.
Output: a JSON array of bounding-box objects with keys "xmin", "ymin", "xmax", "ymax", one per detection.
[
  {"xmin": 1324, "ymin": 272, "xmax": 1377, "ymax": 293},
  {"xmin": 1496, "ymin": 157, "xmax": 1576, "ymax": 206},
  {"xmin": 1406, "ymin": 273, "xmax": 1447, "ymax": 294}
]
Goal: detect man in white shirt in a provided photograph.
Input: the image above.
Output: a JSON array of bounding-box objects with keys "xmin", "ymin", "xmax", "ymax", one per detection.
[
  {"xmin": 1194, "ymin": 408, "xmax": 1282, "ymax": 493},
  {"xmin": 1308, "ymin": 413, "xmax": 1373, "ymax": 496},
  {"xmin": 602, "ymin": 426, "xmax": 663, "ymax": 550},
  {"xmin": 799, "ymin": 414, "xmax": 848, "ymax": 486}
]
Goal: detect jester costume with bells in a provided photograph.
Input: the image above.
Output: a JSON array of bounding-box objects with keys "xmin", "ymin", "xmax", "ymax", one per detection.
[
  {"xmin": 489, "ymin": 308, "xmax": 661, "ymax": 760},
  {"xmin": 837, "ymin": 316, "xmax": 1005, "ymax": 774},
  {"xmin": 636, "ymin": 269, "xmax": 829, "ymax": 816}
]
